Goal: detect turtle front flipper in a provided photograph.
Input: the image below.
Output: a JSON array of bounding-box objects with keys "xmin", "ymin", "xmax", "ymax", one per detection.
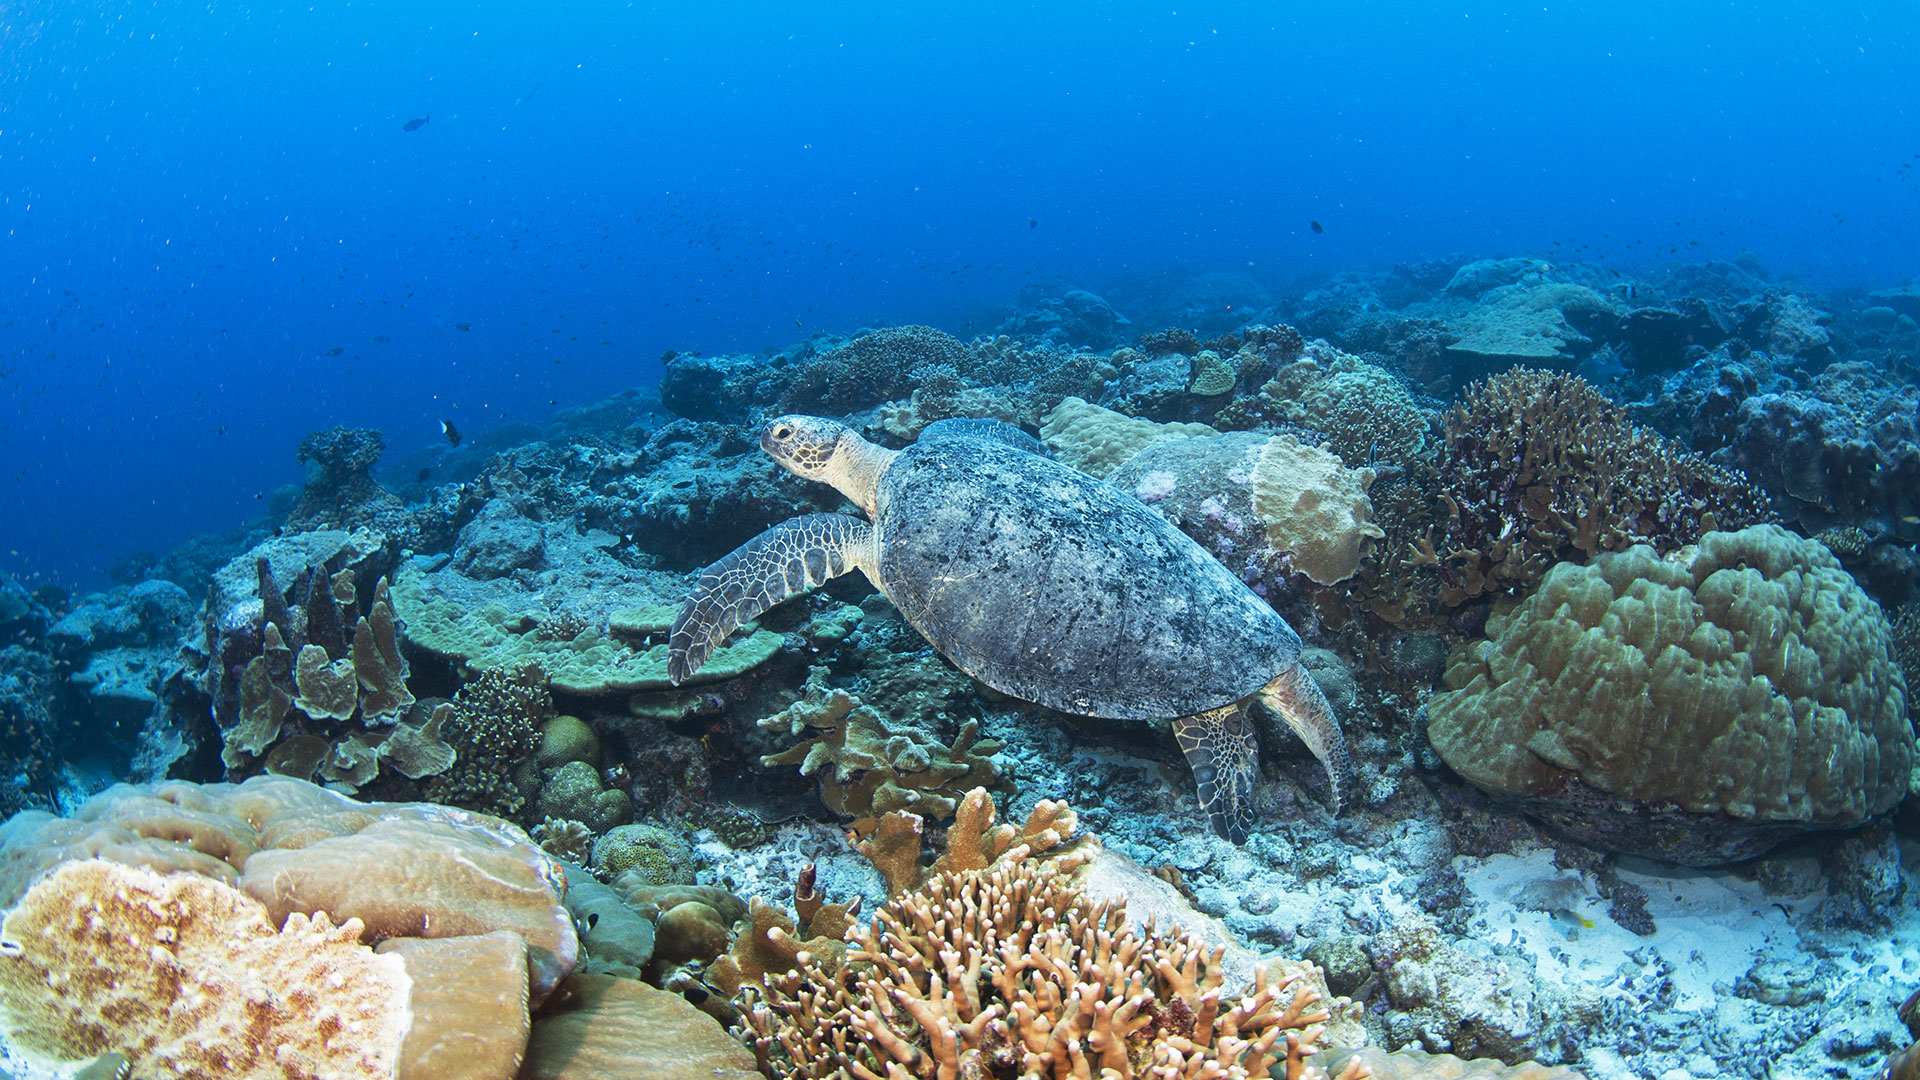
[
  {"xmin": 1173, "ymin": 704, "xmax": 1257, "ymax": 844},
  {"xmin": 1254, "ymin": 664, "xmax": 1353, "ymax": 814},
  {"xmin": 668, "ymin": 513, "xmax": 877, "ymax": 684}
]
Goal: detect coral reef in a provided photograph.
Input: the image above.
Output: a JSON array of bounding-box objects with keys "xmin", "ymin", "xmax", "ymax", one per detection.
[
  {"xmin": 286, "ymin": 426, "xmax": 406, "ymax": 533},
  {"xmin": 757, "ymin": 669, "xmax": 1002, "ymax": 821},
  {"xmin": 1426, "ymin": 525, "xmax": 1913, "ymax": 863},
  {"xmin": 1215, "ymin": 340, "xmax": 1430, "ymax": 469},
  {"xmin": 737, "ymin": 858, "xmax": 1341, "ymax": 1080},
  {"xmin": 1435, "ymin": 368, "xmax": 1768, "ymax": 605}
]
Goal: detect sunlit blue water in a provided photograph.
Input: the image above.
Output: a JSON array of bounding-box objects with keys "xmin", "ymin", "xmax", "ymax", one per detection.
[{"xmin": 2, "ymin": 1, "xmax": 1916, "ymax": 589}]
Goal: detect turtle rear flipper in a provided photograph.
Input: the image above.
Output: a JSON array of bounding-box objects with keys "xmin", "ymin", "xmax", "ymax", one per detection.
[
  {"xmin": 1174, "ymin": 704, "xmax": 1257, "ymax": 844},
  {"xmin": 668, "ymin": 513, "xmax": 876, "ymax": 684},
  {"xmin": 1255, "ymin": 664, "xmax": 1352, "ymax": 814}
]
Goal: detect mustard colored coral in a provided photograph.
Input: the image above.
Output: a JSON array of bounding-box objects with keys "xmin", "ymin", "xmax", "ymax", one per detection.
[
  {"xmin": 0, "ymin": 859, "xmax": 411, "ymax": 1079},
  {"xmin": 1427, "ymin": 525, "xmax": 1913, "ymax": 861}
]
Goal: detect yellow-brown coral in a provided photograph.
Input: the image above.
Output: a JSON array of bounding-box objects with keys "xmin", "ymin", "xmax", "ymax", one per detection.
[
  {"xmin": 1436, "ymin": 368, "xmax": 1766, "ymax": 604},
  {"xmin": 737, "ymin": 859, "xmax": 1338, "ymax": 1080},
  {"xmin": 0, "ymin": 859, "xmax": 411, "ymax": 1079},
  {"xmin": 759, "ymin": 671, "xmax": 1001, "ymax": 821},
  {"xmin": 1428, "ymin": 525, "xmax": 1913, "ymax": 863}
]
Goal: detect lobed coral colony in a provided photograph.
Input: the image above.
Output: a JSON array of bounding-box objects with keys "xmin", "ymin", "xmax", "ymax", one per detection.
[{"xmin": 4, "ymin": 259, "xmax": 1920, "ymax": 1080}]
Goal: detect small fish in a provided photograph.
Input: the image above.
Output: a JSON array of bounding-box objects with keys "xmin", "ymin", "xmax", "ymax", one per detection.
[
  {"xmin": 324, "ymin": 347, "xmax": 344, "ymax": 357},
  {"xmin": 417, "ymin": 467, "xmax": 431, "ymax": 482},
  {"xmin": 372, "ymin": 334, "xmax": 391, "ymax": 343},
  {"xmin": 795, "ymin": 317, "xmax": 804, "ymax": 327},
  {"xmin": 455, "ymin": 321, "xmax": 471, "ymax": 331},
  {"xmin": 75, "ymin": 1052, "xmax": 132, "ymax": 1080},
  {"xmin": 440, "ymin": 419, "xmax": 462, "ymax": 446},
  {"xmin": 1310, "ymin": 220, "xmax": 1324, "ymax": 234},
  {"xmin": 403, "ymin": 115, "xmax": 430, "ymax": 132},
  {"xmin": 1029, "ymin": 218, "xmax": 1038, "ymax": 229}
]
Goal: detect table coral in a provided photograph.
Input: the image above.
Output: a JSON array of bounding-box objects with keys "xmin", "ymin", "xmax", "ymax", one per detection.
[
  {"xmin": 392, "ymin": 569, "xmax": 782, "ymax": 694},
  {"xmin": 1426, "ymin": 525, "xmax": 1914, "ymax": 863},
  {"xmin": 1436, "ymin": 367, "xmax": 1768, "ymax": 605}
]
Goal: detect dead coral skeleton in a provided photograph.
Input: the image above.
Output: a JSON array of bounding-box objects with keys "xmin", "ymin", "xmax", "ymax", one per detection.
[{"xmin": 737, "ymin": 859, "xmax": 1340, "ymax": 1080}]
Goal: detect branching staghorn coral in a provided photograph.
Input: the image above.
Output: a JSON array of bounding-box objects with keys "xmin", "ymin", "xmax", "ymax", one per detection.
[{"xmin": 736, "ymin": 859, "xmax": 1342, "ymax": 1080}]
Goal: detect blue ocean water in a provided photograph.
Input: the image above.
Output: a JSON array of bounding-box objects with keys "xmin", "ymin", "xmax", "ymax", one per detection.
[{"xmin": 1, "ymin": 0, "xmax": 1915, "ymax": 589}]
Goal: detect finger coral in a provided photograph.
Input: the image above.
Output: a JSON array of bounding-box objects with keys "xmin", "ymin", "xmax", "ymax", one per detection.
[
  {"xmin": 1427, "ymin": 525, "xmax": 1914, "ymax": 863},
  {"xmin": 737, "ymin": 859, "xmax": 1339, "ymax": 1080}
]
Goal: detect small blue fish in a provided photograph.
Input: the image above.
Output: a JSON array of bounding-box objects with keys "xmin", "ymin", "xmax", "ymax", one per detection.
[{"xmin": 403, "ymin": 115, "xmax": 430, "ymax": 132}]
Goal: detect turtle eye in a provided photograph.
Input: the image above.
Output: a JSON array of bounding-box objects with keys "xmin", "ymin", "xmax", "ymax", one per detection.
[{"xmin": 771, "ymin": 424, "xmax": 794, "ymax": 441}]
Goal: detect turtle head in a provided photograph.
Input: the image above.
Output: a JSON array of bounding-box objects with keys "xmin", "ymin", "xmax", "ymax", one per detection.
[
  {"xmin": 760, "ymin": 414, "xmax": 897, "ymax": 517},
  {"xmin": 760, "ymin": 415, "xmax": 851, "ymax": 480}
]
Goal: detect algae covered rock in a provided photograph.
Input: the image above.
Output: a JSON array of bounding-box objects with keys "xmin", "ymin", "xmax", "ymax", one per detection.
[{"xmin": 1427, "ymin": 525, "xmax": 1914, "ymax": 864}]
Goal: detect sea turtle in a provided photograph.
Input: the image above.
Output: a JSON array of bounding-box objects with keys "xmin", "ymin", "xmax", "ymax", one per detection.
[{"xmin": 668, "ymin": 415, "xmax": 1351, "ymax": 842}]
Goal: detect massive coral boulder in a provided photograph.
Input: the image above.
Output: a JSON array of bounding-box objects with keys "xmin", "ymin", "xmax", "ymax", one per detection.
[
  {"xmin": 1442, "ymin": 283, "xmax": 1622, "ymax": 383},
  {"xmin": 1426, "ymin": 525, "xmax": 1914, "ymax": 864},
  {"xmin": 0, "ymin": 859, "xmax": 414, "ymax": 1079}
]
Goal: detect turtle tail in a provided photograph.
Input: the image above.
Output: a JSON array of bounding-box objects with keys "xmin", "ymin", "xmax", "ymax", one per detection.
[
  {"xmin": 668, "ymin": 514, "xmax": 874, "ymax": 684},
  {"xmin": 1254, "ymin": 664, "xmax": 1353, "ymax": 814}
]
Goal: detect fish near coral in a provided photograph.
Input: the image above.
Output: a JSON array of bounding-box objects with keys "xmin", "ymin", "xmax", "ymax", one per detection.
[{"xmin": 668, "ymin": 415, "xmax": 1352, "ymax": 843}]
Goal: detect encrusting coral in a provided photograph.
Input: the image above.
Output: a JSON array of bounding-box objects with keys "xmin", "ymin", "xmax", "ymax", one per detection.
[
  {"xmin": 1427, "ymin": 525, "xmax": 1914, "ymax": 864},
  {"xmin": 1435, "ymin": 367, "xmax": 1768, "ymax": 605}
]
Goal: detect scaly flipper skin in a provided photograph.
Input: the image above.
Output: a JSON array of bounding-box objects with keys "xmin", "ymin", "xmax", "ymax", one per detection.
[
  {"xmin": 668, "ymin": 513, "xmax": 876, "ymax": 685},
  {"xmin": 1173, "ymin": 704, "xmax": 1258, "ymax": 844},
  {"xmin": 1255, "ymin": 664, "xmax": 1353, "ymax": 814}
]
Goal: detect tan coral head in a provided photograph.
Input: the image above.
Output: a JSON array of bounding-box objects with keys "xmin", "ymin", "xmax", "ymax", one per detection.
[{"xmin": 761, "ymin": 415, "xmax": 854, "ymax": 481}]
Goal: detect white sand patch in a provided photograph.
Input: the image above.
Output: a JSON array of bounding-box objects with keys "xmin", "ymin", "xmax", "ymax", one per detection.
[{"xmin": 1456, "ymin": 848, "xmax": 1808, "ymax": 1012}]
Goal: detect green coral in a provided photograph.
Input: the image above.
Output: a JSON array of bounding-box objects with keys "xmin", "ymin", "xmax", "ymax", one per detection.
[
  {"xmin": 1427, "ymin": 525, "xmax": 1914, "ymax": 863},
  {"xmin": 591, "ymin": 823, "xmax": 696, "ymax": 885},
  {"xmin": 532, "ymin": 760, "xmax": 633, "ymax": 832},
  {"xmin": 389, "ymin": 570, "xmax": 781, "ymax": 694}
]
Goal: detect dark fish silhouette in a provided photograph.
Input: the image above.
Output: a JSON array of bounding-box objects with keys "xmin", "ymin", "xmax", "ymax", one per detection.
[
  {"xmin": 1029, "ymin": 218, "xmax": 1038, "ymax": 229},
  {"xmin": 455, "ymin": 321, "xmax": 471, "ymax": 331},
  {"xmin": 324, "ymin": 347, "xmax": 344, "ymax": 356},
  {"xmin": 403, "ymin": 116, "xmax": 430, "ymax": 132},
  {"xmin": 440, "ymin": 419, "xmax": 462, "ymax": 446},
  {"xmin": 417, "ymin": 467, "xmax": 431, "ymax": 482},
  {"xmin": 1310, "ymin": 220, "xmax": 1324, "ymax": 234}
]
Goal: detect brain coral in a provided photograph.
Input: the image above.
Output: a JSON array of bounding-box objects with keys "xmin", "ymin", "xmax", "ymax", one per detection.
[{"xmin": 1427, "ymin": 525, "xmax": 1914, "ymax": 864}]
